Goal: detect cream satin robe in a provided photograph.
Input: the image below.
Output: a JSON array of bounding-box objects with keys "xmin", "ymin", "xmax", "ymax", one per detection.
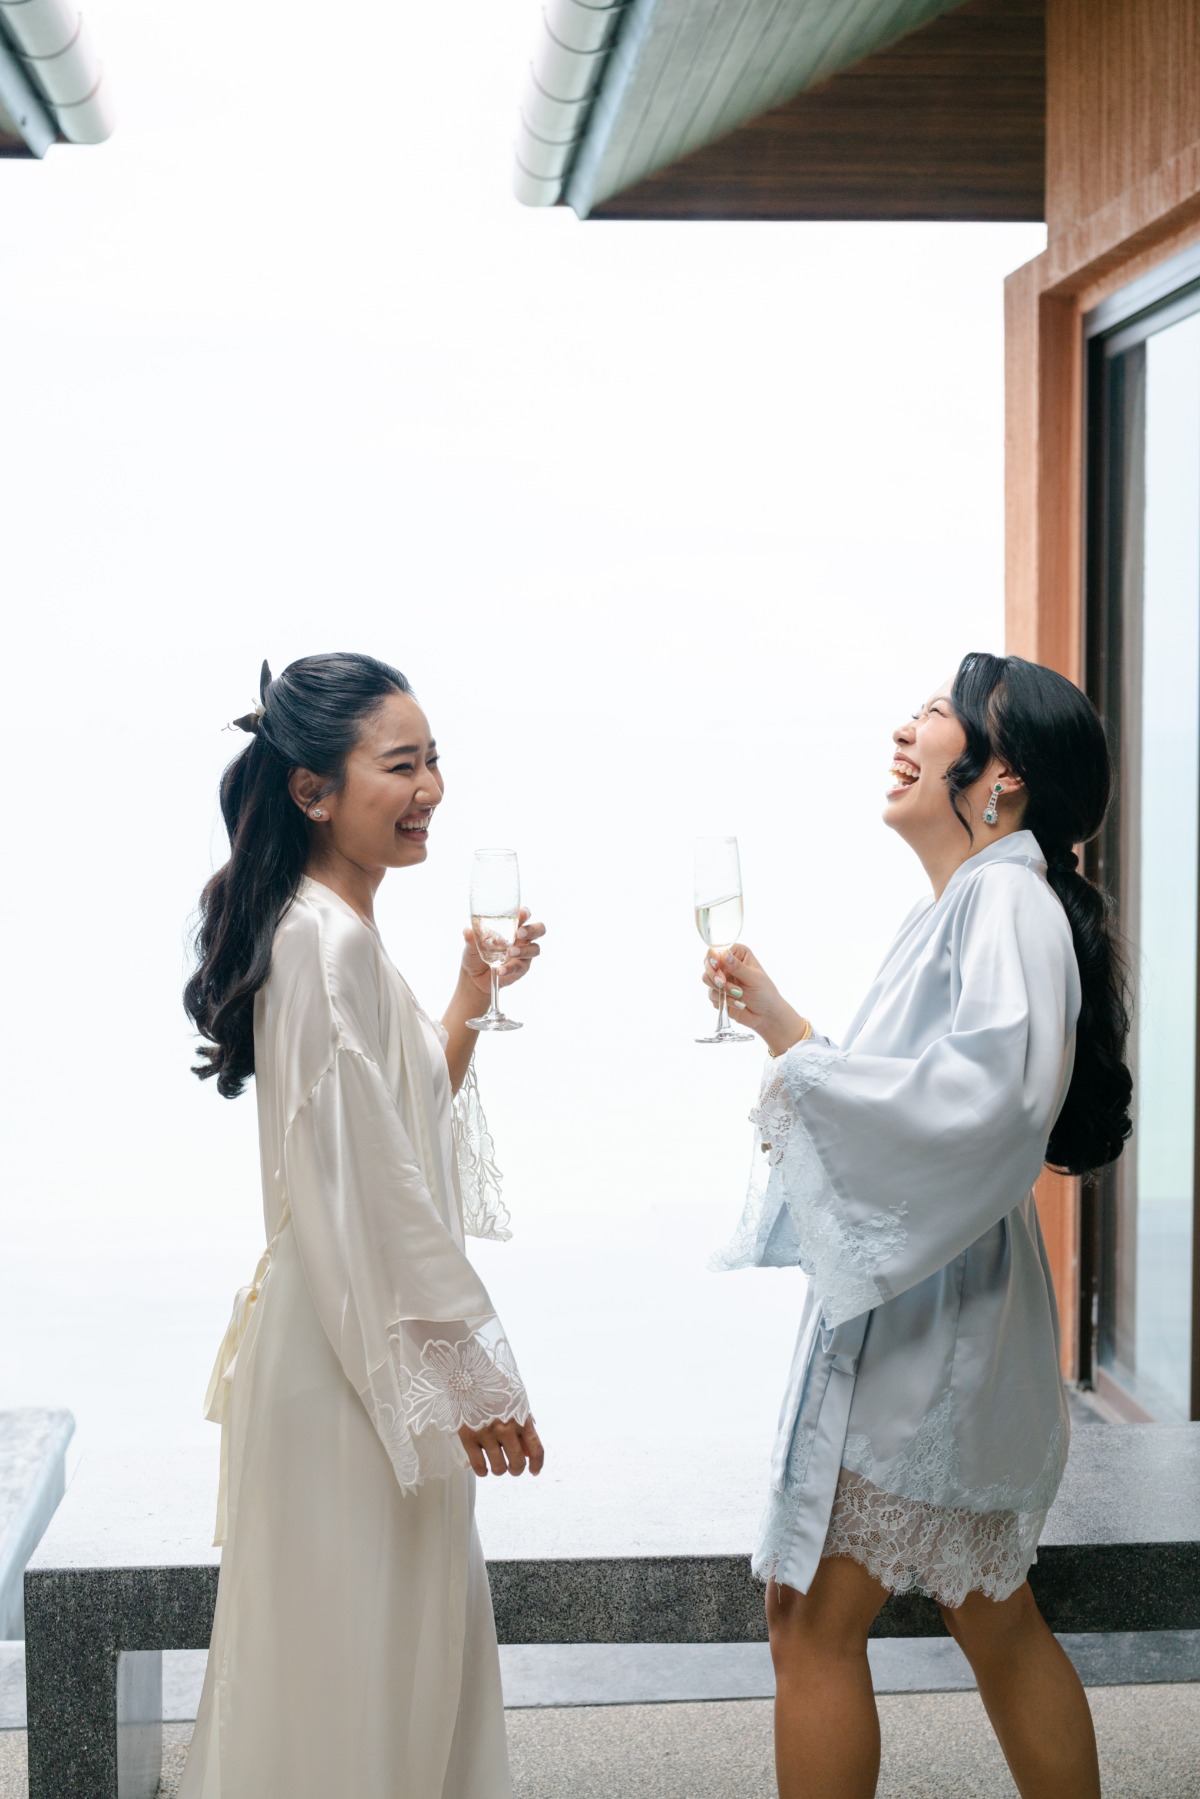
[
  {"xmin": 180, "ymin": 878, "xmax": 529, "ymax": 1799},
  {"xmin": 717, "ymin": 832, "xmax": 1081, "ymax": 1607}
]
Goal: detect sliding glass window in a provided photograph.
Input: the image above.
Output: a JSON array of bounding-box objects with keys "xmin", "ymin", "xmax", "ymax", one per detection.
[{"xmin": 1085, "ymin": 248, "xmax": 1200, "ymax": 1422}]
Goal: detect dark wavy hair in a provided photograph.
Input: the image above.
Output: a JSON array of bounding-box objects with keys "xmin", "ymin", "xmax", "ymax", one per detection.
[
  {"xmin": 945, "ymin": 651, "xmax": 1132, "ymax": 1177},
  {"xmin": 184, "ymin": 652, "xmax": 412, "ymax": 1098}
]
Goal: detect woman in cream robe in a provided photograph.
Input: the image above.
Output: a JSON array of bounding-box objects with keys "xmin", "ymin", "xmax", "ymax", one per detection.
[
  {"xmin": 182, "ymin": 877, "xmax": 528, "ymax": 1798},
  {"xmin": 181, "ymin": 654, "xmax": 541, "ymax": 1799}
]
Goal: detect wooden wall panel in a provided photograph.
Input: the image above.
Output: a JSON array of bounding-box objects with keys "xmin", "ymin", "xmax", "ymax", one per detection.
[
  {"xmin": 1047, "ymin": 0, "xmax": 1200, "ymax": 233},
  {"xmin": 1005, "ymin": 258, "xmax": 1041, "ymax": 658},
  {"xmin": 1006, "ymin": 260, "xmax": 1083, "ymax": 1377},
  {"xmin": 1007, "ymin": 0, "xmax": 1200, "ymax": 1378},
  {"xmin": 590, "ymin": 0, "xmax": 1045, "ymax": 223},
  {"xmin": 1036, "ymin": 1171, "xmax": 1079, "ymax": 1376}
]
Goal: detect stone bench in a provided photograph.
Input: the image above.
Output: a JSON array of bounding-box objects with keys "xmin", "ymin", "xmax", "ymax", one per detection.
[
  {"xmin": 0, "ymin": 1409, "xmax": 74, "ymax": 1639},
  {"xmin": 24, "ymin": 1424, "xmax": 1200, "ymax": 1799}
]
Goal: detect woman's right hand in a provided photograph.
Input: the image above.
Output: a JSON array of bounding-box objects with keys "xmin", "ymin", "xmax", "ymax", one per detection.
[
  {"xmin": 458, "ymin": 1415, "xmax": 545, "ymax": 1478},
  {"xmin": 701, "ymin": 943, "xmax": 810, "ymax": 1057}
]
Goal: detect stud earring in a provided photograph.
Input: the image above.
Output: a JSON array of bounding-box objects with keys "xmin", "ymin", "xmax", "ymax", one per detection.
[
  {"xmin": 310, "ymin": 808, "xmax": 325, "ymax": 820},
  {"xmin": 983, "ymin": 783, "xmax": 1003, "ymax": 826}
]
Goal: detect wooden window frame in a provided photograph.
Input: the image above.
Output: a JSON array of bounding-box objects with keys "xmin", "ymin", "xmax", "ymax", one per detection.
[{"xmin": 1082, "ymin": 241, "xmax": 1200, "ymax": 1422}]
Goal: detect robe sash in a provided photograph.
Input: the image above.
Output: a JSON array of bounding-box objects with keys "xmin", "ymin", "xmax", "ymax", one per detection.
[{"xmin": 204, "ymin": 1202, "xmax": 291, "ymax": 1545}]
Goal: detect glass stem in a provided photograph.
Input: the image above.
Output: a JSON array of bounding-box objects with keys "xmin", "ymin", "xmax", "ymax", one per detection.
[
  {"xmin": 490, "ymin": 965, "xmax": 501, "ymax": 1020},
  {"xmin": 716, "ymin": 982, "xmax": 730, "ymax": 1035}
]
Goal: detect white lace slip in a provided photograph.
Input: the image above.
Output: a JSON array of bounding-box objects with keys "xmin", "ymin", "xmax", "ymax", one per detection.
[
  {"xmin": 453, "ymin": 1061, "xmax": 512, "ymax": 1241},
  {"xmin": 822, "ymin": 1470, "xmax": 1048, "ymax": 1608},
  {"xmin": 713, "ymin": 1045, "xmax": 908, "ymax": 1327},
  {"xmin": 822, "ymin": 1398, "xmax": 1068, "ymax": 1607},
  {"xmin": 367, "ymin": 1317, "xmax": 529, "ymax": 1492}
]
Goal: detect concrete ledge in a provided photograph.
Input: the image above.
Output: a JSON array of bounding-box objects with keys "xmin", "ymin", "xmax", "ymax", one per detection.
[
  {"xmin": 488, "ymin": 1543, "xmax": 1200, "ymax": 1642},
  {"xmin": 21, "ymin": 1423, "xmax": 1200, "ymax": 1798}
]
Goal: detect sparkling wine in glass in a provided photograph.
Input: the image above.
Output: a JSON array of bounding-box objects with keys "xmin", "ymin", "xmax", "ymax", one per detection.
[
  {"xmin": 467, "ymin": 848, "xmax": 523, "ymax": 1032},
  {"xmin": 695, "ymin": 835, "xmax": 753, "ymax": 1044}
]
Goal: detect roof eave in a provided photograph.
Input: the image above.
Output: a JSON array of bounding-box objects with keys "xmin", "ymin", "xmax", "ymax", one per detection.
[{"xmin": 0, "ymin": 0, "xmax": 114, "ymax": 153}]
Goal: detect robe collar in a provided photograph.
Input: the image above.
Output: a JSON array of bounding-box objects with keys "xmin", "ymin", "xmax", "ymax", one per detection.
[
  {"xmin": 939, "ymin": 828, "xmax": 1047, "ymax": 904},
  {"xmin": 299, "ymin": 874, "xmax": 380, "ymax": 937}
]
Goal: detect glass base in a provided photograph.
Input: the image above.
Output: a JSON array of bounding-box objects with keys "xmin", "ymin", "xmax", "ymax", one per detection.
[
  {"xmin": 467, "ymin": 1013, "xmax": 523, "ymax": 1032},
  {"xmin": 696, "ymin": 1025, "xmax": 755, "ymax": 1044}
]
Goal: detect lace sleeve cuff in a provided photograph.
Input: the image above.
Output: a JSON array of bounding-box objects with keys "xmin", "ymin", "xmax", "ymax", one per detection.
[
  {"xmin": 452, "ymin": 1061, "xmax": 513, "ymax": 1242},
  {"xmin": 364, "ymin": 1315, "xmax": 530, "ymax": 1491},
  {"xmin": 712, "ymin": 1045, "xmax": 907, "ymax": 1328}
]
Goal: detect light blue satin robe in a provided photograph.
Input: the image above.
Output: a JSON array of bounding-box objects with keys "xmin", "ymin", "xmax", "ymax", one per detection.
[{"xmin": 717, "ymin": 832, "xmax": 1080, "ymax": 1607}]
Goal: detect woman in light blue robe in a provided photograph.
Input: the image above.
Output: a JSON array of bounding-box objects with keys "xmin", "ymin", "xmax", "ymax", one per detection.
[{"xmin": 707, "ymin": 653, "xmax": 1132, "ymax": 1799}]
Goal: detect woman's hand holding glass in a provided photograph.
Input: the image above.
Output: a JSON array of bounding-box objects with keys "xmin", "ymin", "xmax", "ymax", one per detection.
[
  {"xmin": 701, "ymin": 942, "xmax": 812, "ymax": 1057},
  {"xmin": 460, "ymin": 908, "xmax": 545, "ymax": 1000}
]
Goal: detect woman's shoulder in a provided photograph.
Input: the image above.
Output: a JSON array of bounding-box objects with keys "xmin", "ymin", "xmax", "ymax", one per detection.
[
  {"xmin": 269, "ymin": 883, "xmax": 386, "ymax": 1045},
  {"xmin": 951, "ymin": 851, "xmax": 1075, "ymax": 954},
  {"xmin": 958, "ymin": 849, "xmax": 1058, "ymax": 900}
]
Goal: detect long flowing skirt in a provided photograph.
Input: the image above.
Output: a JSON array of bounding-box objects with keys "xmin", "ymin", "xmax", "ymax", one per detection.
[{"xmin": 179, "ymin": 1223, "xmax": 510, "ymax": 1799}]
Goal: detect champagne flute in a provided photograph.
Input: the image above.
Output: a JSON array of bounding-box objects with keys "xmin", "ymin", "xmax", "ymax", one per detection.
[
  {"xmin": 467, "ymin": 848, "xmax": 524, "ymax": 1032},
  {"xmin": 695, "ymin": 835, "xmax": 753, "ymax": 1044}
]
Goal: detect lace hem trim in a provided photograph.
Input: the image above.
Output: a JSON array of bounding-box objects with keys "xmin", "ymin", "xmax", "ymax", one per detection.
[
  {"xmin": 752, "ymin": 1385, "xmax": 1068, "ymax": 1603},
  {"xmin": 821, "ymin": 1467, "xmax": 1047, "ymax": 1608},
  {"xmin": 453, "ymin": 1061, "xmax": 512, "ymax": 1242},
  {"xmin": 713, "ymin": 1045, "xmax": 907, "ymax": 1327},
  {"xmin": 366, "ymin": 1318, "xmax": 529, "ymax": 1491}
]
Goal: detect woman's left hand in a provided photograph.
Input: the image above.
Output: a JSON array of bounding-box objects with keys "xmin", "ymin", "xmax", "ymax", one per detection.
[{"xmin": 460, "ymin": 909, "xmax": 546, "ymax": 998}]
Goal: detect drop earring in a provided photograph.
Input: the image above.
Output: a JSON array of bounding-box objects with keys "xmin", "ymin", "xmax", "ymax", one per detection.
[{"xmin": 983, "ymin": 783, "xmax": 1003, "ymax": 826}]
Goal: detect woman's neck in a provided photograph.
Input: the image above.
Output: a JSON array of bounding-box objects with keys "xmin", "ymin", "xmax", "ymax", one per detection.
[
  {"xmin": 917, "ymin": 820, "xmax": 1026, "ymax": 901},
  {"xmin": 305, "ymin": 852, "xmax": 384, "ymax": 927}
]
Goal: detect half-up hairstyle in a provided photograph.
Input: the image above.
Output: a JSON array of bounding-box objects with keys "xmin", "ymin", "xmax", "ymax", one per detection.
[
  {"xmin": 946, "ymin": 651, "xmax": 1132, "ymax": 1178},
  {"xmin": 184, "ymin": 652, "xmax": 411, "ymax": 1098}
]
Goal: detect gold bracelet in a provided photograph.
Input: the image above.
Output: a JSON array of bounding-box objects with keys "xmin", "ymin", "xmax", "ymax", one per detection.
[{"xmin": 769, "ymin": 1017, "xmax": 813, "ymax": 1057}]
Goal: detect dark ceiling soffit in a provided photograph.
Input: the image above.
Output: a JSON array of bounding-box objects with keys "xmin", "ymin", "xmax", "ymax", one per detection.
[{"xmin": 583, "ymin": 0, "xmax": 1046, "ymax": 224}]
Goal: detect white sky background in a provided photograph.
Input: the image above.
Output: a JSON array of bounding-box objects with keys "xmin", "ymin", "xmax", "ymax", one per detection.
[{"xmin": 0, "ymin": 0, "xmax": 1046, "ymax": 1481}]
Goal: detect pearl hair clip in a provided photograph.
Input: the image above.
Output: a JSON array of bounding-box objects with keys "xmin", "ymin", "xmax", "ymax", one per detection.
[{"xmin": 227, "ymin": 660, "xmax": 273, "ymax": 735}]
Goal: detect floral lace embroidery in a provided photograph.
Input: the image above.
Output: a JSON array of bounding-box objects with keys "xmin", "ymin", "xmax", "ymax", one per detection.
[
  {"xmin": 840, "ymin": 1390, "xmax": 959, "ymax": 1505},
  {"xmin": 714, "ymin": 1045, "xmax": 907, "ymax": 1328},
  {"xmin": 365, "ymin": 1320, "xmax": 529, "ymax": 1492},
  {"xmin": 840, "ymin": 1393, "xmax": 1068, "ymax": 1514},
  {"xmin": 401, "ymin": 1333, "xmax": 527, "ymax": 1434},
  {"xmin": 452, "ymin": 1061, "xmax": 512, "ymax": 1242},
  {"xmin": 824, "ymin": 1397, "xmax": 1068, "ymax": 1607}
]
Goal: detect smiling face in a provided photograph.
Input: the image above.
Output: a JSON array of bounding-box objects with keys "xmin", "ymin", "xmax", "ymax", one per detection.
[
  {"xmin": 883, "ymin": 680, "xmax": 967, "ymax": 843},
  {"xmin": 883, "ymin": 675, "xmax": 1026, "ymax": 871},
  {"xmin": 290, "ymin": 689, "xmax": 444, "ymax": 879}
]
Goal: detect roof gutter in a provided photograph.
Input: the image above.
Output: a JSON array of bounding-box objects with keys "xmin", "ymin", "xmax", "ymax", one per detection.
[
  {"xmin": 0, "ymin": 0, "xmax": 113, "ymax": 148},
  {"xmin": 560, "ymin": 0, "xmax": 663, "ymax": 218},
  {"xmin": 0, "ymin": 23, "xmax": 54, "ymax": 154},
  {"xmin": 513, "ymin": 0, "xmax": 632, "ymax": 208}
]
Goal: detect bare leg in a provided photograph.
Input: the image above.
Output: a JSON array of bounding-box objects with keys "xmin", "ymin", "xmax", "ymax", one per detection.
[
  {"xmin": 941, "ymin": 1581, "xmax": 1101, "ymax": 1799},
  {"xmin": 768, "ymin": 1554, "xmax": 890, "ymax": 1799}
]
